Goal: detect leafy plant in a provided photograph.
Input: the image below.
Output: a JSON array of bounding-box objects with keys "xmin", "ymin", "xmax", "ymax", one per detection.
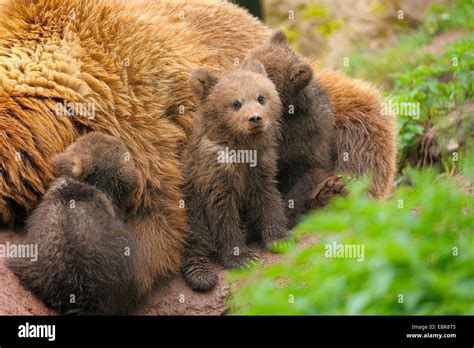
[
  {"xmin": 390, "ymin": 34, "xmax": 474, "ymax": 165},
  {"xmin": 343, "ymin": 0, "xmax": 474, "ymax": 88},
  {"xmin": 228, "ymin": 156, "xmax": 474, "ymax": 315},
  {"xmin": 426, "ymin": 0, "xmax": 474, "ymax": 34},
  {"xmin": 345, "ymin": 0, "xmax": 474, "ymax": 168}
]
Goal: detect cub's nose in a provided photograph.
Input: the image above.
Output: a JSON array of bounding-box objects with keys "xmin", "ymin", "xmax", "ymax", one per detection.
[{"xmin": 248, "ymin": 113, "xmax": 262, "ymax": 124}]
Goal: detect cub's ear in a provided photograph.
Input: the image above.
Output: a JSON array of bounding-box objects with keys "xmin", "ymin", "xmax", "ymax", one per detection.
[
  {"xmin": 290, "ymin": 62, "xmax": 313, "ymax": 90},
  {"xmin": 53, "ymin": 153, "xmax": 83, "ymax": 179},
  {"xmin": 242, "ymin": 59, "xmax": 267, "ymax": 76},
  {"xmin": 189, "ymin": 68, "xmax": 217, "ymax": 100},
  {"xmin": 270, "ymin": 29, "xmax": 289, "ymax": 46}
]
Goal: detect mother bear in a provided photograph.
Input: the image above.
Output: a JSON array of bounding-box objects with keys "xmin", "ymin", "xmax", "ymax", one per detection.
[{"xmin": 0, "ymin": 0, "xmax": 396, "ymax": 313}]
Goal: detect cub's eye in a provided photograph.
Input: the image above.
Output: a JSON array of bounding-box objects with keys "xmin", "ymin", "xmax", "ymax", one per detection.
[
  {"xmin": 232, "ymin": 100, "xmax": 242, "ymax": 110},
  {"xmin": 257, "ymin": 95, "xmax": 265, "ymax": 105}
]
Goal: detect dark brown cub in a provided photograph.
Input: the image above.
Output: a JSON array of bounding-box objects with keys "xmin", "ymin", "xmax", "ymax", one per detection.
[
  {"xmin": 245, "ymin": 30, "xmax": 345, "ymax": 227},
  {"xmin": 182, "ymin": 60, "xmax": 288, "ymax": 291},
  {"xmin": 8, "ymin": 132, "xmax": 142, "ymax": 314}
]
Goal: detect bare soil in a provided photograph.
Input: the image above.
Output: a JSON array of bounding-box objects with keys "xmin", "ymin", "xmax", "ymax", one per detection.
[{"xmin": 0, "ymin": 228, "xmax": 320, "ymax": 315}]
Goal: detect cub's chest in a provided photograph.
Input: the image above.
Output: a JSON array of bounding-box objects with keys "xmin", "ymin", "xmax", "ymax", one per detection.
[{"xmin": 193, "ymin": 136, "xmax": 276, "ymax": 189}]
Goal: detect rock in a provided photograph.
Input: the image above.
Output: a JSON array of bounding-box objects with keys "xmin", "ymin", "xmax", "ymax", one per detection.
[{"xmin": 447, "ymin": 138, "xmax": 459, "ymax": 152}]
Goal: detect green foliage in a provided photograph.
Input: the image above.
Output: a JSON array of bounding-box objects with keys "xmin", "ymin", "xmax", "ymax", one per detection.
[
  {"xmin": 302, "ymin": 4, "xmax": 341, "ymax": 37},
  {"xmin": 317, "ymin": 19, "xmax": 341, "ymax": 37},
  {"xmin": 390, "ymin": 34, "xmax": 474, "ymax": 164},
  {"xmin": 302, "ymin": 3, "xmax": 328, "ymax": 19},
  {"xmin": 277, "ymin": 2, "xmax": 341, "ymax": 51},
  {"xmin": 343, "ymin": 0, "xmax": 474, "ymax": 88},
  {"xmin": 343, "ymin": 30, "xmax": 433, "ymax": 87},
  {"xmin": 426, "ymin": 0, "xmax": 474, "ymax": 34},
  {"xmin": 228, "ymin": 161, "xmax": 474, "ymax": 315},
  {"xmin": 342, "ymin": 0, "xmax": 474, "ymax": 168}
]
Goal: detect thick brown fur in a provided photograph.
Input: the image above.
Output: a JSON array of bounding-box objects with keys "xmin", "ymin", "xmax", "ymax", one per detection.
[
  {"xmin": 182, "ymin": 61, "xmax": 288, "ymax": 291},
  {"xmin": 0, "ymin": 0, "xmax": 395, "ymax": 310},
  {"xmin": 0, "ymin": 0, "xmax": 268, "ymax": 311},
  {"xmin": 8, "ymin": 132, "xmax": 141, "ymax": 314},
  {"xmin": 310, "ymin": 61, "xmax": 398, "ymax": 199},
  {"xmin": 245, "ymin": 30, "xmax": 342, "ymax": 227}
]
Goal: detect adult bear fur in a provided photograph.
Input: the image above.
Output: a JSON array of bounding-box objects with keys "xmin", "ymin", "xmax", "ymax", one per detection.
[{"xmin": 0, "ymin": 0, "xmax": 396, "ymax": 312}]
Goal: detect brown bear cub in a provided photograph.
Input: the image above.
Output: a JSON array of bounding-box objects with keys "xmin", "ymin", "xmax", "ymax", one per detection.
[
  {"xmin": 244, "ymin": 30, "xmax": 346, "ymax": 228},
  {"xmin": 182, "ymin": 60, "xmax": 289, "ymax": 291},
  {"xmin": 8, "ymin": 132, "xmax": 141, "ymax": 314}
]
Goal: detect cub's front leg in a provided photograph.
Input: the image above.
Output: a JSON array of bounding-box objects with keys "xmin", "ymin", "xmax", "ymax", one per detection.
[
  {"xmin": 206, "ymin": 189, "xmax": 257, "ymax": 268},
  {"xmin": 250, "ymin": 182, "xmax": 289, "ymax": 248},
  {"xmin": 283, "ymin": 167, "xmax": 341, "ymax": 228},
  {"xmin": 182, "ymin": 191, "xmax": 218, "ymax": 292}
]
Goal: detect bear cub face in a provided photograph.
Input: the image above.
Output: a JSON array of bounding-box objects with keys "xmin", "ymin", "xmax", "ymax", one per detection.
[
  {"xmin": 181, "ymin": 61, "xmax": 289, "ymax": 292},
  {"xmin": 244, "ymin": 30, "xmax": 314, "ymax": 111},
  {"xmin": 190, "ymin": 59, "xmax": 282, "ymax": 141}
]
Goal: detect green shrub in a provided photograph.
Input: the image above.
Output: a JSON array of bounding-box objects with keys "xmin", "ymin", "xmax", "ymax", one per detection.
[
  {"xmin": 343, "ymin": 0, "xmax": 474, "ymax": 88},
  {"xmin": 390, "ymin": 34, "xmax": 474, "ymax": 165},
  {"xmin": 228, "ymin": 156, "xmax": 474, "ymax": 315},
  {"xmin": 426, "ymin": 0, "xmax": 474, "ymax": 34},
  {"xmin": 343, "ymin": 30, "xmax": 433, "ymax": 87}
]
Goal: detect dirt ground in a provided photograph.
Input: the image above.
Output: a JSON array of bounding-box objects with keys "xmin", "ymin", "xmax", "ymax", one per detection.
[{"xmin": 0, "ymin": 227, "xmax": 318, "ymax": 315}]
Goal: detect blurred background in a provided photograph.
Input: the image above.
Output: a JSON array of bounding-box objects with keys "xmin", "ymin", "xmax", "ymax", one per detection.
[{"xmin": 238, "ymin": 0, "xmax": 437, "ymax": 69}]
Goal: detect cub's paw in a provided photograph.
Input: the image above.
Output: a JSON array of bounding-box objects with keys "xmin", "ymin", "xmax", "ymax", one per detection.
[
  {"xmin": 263, "ymin": 227, "xmax": 290, "ymax": 249},
  {"xmin": 218, "ymin": 246, "xmax": 259, "ymax": 269},
  {"xmin": 308, "ymin": 175, "xmax": 347, "ymax": 209},
  {"xmin": 182, "ymin": 257, "xmax": 218, "ymax": 292}
]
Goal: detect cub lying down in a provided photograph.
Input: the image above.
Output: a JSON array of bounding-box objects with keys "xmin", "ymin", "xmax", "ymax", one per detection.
[{"xmin": 9, "ymin": 132, "xmax": 141, "ymax": 314}]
